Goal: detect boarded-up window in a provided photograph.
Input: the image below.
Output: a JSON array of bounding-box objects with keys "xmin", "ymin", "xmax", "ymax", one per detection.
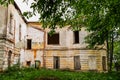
[
  {"xmin": 54, "ymin": 56, "xmax": 60, "ymax": 69},
  {"xmin": 74, "ymin": 56, "xmax": 81, "ymax": 70},
  {"xmin": 27, "ymin": 39, "xmax": 32, "ymax": 49},
  {"xmin": 102, "ymin": 56, "xmax": 106, "ymax": 71},
  {"xmin": 88, "ymin": 56, "xmax": 96, "ymax": 70},
  {"xmin": 48, "ymin": 33, "xmax": 59, "ymax": 45},
  {"xmin": 74, "ymin": 31, "xmax": 79, "ymax": 43}
]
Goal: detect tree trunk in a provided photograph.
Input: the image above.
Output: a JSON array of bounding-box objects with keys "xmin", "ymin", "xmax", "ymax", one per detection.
[
  {"xmin": 106, "ymin": 34, "xmax": 110, "ymax": 71},
  {"xmin": 109, "ymin": 33, "xmax": 114, "ymax": 71}
]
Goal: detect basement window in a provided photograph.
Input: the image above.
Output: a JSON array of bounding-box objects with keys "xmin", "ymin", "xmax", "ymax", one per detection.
[
  {"xmin": 48, "ymin": 33, "xmax": 59, "ymax": 45},
  {"xmin": 73, "ymin": 31, "xmax": 79, "ymax": 44},
  {"xmin": 27, "ymin": 39, "xmax": 32, "ymax": 49},
  {"xmin": 26, "ymin": 61, "xmax": 31, "ymax": 67}
]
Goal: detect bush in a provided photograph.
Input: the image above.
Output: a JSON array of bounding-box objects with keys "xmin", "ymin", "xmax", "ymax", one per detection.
[{"xmin": 0, "ymin": 68, "xmax": 120, "ymax": 80}]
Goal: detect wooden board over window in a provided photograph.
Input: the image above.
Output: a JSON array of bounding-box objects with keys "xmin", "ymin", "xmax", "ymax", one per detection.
[
  {"xmin": 74, "ymin": 56, "xmax": 81, "ymax": 70},
  {"xmin": 88, "ymin": 56, "xmax": 97, "ymax": 70}
]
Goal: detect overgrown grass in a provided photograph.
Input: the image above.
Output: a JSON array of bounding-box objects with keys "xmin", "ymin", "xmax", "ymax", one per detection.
[{"xmin": 0, "ymin": 67, "xmax": 120, "ymax": 80}]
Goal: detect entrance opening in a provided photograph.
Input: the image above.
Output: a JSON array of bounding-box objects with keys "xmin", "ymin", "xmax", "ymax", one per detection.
[
  {"xmin": 74, "ymin": 56, "xmax": 80, "ymax": 70},
  {"xmin": 35, "ymin": 60, "xmax": 41, "ymax": 69},
  {"xmin": 8, "ymin": 50, "xmax": 12, "ymax": 68},
  {"xmin": 54, "ymin": 56, "xmax": 60, "ymax": 69}
]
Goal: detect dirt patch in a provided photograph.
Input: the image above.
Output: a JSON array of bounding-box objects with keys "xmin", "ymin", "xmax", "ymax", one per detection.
[{"xmin": 35, "ymin": 77, "xmax": 59, "ymax": 80}]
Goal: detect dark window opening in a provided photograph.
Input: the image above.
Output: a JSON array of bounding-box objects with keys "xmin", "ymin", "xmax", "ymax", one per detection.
[
  {"xmin": 74, "ymin": 31, "xmax": 79, "ymax": 43},
  {"xmin": 27, "ymin": 39, "xmax": 32, "ymax": 49},
  {"xmin": 48, "ymin": 33, "xmax": 59, "ymax": 45},
  {"xmin": 26, "ymin": 61, "xmax": 31, "ymax": 66},
  {"xmin": 19, "ymin": 24, "xmax": 21, "ymax": 41},
  {"xmin": 54, "ymin": 56, "xmax": 60, "ymax": 69},
  {"xmin": 9, "ymin": 14, "xmax": 13, "ymax": 34}
]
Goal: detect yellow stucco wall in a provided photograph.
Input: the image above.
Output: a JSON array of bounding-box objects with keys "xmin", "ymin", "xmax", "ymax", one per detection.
[{"xmin": 45, "ymin": 49, "xmax": 107, "ymax": 71}]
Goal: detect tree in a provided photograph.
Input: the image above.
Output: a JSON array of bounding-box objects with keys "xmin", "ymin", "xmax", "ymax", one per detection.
[
  {"xmin": 72, "ymin": 0, "xmax": 120, "ymax": 71},
  {"xmin": 23, "ymin": 0, "xmax": 75, "ymax": 30},
  {"xmin": 0, "ymin": 0, "xmax": 14, "ymax": 6},
  {"xmin": 114, "ymin": 31, "xmax": 120, "ymax": 71}
]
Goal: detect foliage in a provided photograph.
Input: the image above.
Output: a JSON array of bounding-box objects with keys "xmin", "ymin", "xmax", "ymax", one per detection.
[
  {"xmin": 70, "ymin": 0, "xmax": 120, "ymax": 71},
  {"xmin": 4, "ymin": 64, "xmax": 20, "ymax": 72},
  {"xmin": 23, "ymin": 0, "xmax": 75, "ymax": 30},
  {"xmin": 70, "ymin": 0, "xmax": 120, "ymax": 46},
  {"xmin": 0, "ymin": 0, "xmax": 120, "ymax": 46},
  {"xmin": 114, "ymin": 38, "xmax": 120, "ymax": 64},
  {"xmin": 0, "ymin": 68, "xmax": 120, "ymax": 80},
  {"xmin": 0, "ymin": 0, "xmax": 14, "ymax": 6}
]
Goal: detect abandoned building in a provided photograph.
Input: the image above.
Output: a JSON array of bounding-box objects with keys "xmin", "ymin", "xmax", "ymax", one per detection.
[{"xmin": 0, "ymin": 2, "xmax": 107, "ymax": 71}]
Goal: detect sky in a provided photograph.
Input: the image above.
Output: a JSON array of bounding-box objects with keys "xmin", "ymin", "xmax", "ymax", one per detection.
[{"xmin": 14, "ymin": 0, "xmax": 39, "ymax": 22}]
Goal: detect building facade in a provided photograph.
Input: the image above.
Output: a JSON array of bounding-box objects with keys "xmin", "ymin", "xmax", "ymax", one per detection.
[
  {"xmin": 44, "ymin": 27, "xmax": 107, "ymax": 71},
  {"xmin": 0, "ymin": 3, "xmax": 26, "ymax": 70},
  {"xmin": 29, "ymin": 22, "xmax": 107, "ymax": 71},
  {"xmin": 0, "ymin": 3, "xmax": 107, "ymax": 71},
  {"xmin": 22, "ymin": 25, "xmax": 45, "ymax": 68}
]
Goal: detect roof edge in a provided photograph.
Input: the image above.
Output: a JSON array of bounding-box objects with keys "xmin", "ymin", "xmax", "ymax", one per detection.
[{"xmin": 14, "ymin": 1, "xmax": 27, "ymax": 23}]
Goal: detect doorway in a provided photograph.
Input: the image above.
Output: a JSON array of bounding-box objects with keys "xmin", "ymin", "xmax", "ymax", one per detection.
[
  {"xmin": 74, "ymin": 56, "xmax": 80, "ymax": 70},
  {"xmin": 53, "ymin": 56, "xmax": 60, "ymax": 69},
  {"xmin": 8, "ymin": 50, "xmax": 12, "ymax": 68}
]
